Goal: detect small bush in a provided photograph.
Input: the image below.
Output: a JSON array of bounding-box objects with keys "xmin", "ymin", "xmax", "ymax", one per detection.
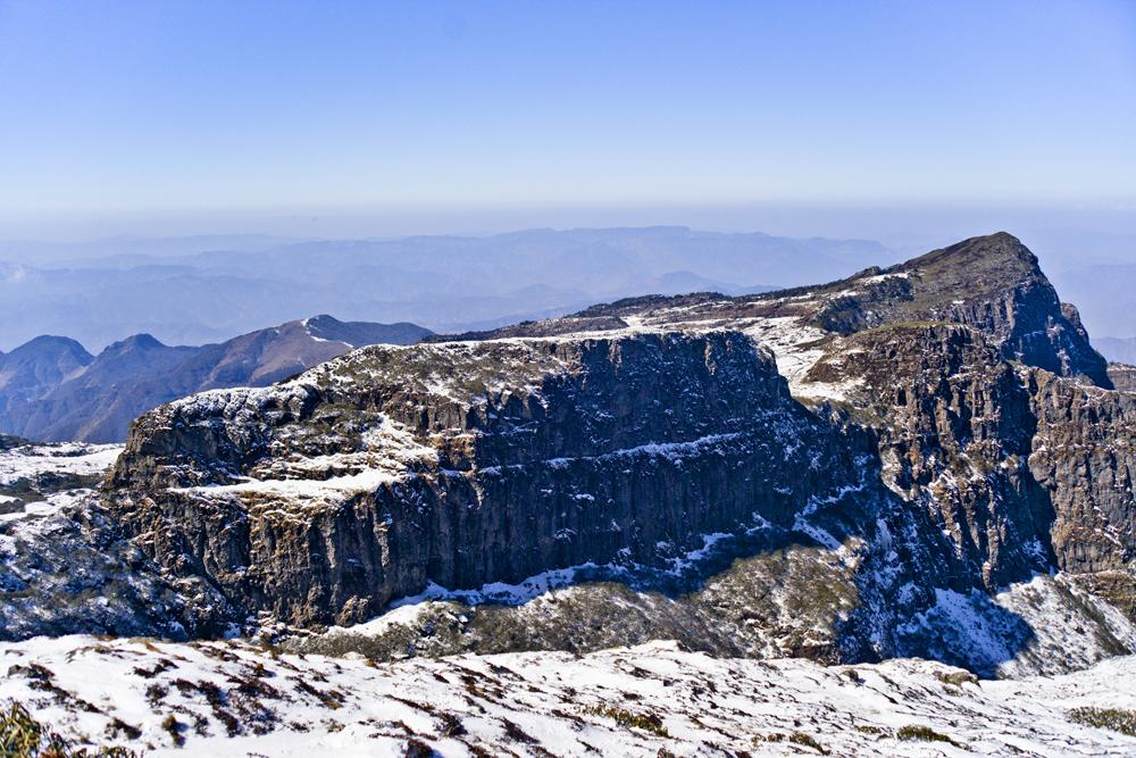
[
  {"xmin": 788, "ymin": 731, "xmax": 828, "ymax": 753},
  {"xmin": 404, "ymin": 737, "xmax": 434, "ymax": 757},
  {"xmin": 161, "ymin": 714, "xmax": 186, "ymax": 747},
  {"xmin": 935, "ymin": 670, "xmax": 978, "ymax": 687},
  {"xmin": 582, "ymin": 704, "xmax": 670, "ymax": 737},
  {"xmin": 1067, "ymin": 707, "xmax": 1136, "ymax": 736},
  {"xmin": 757, "ymin": 732, "xmax": 828, "ymax": 753},
  {"xmin": 1, "ymin": 702, "xmax": 140, "ymax": 757},
  {"xmin": 854, "ymin": 724, "xmax": 890, "ymax": 736},
  {"xmin": 0, "ymin": 703, "xmax": 43, "ymax": 757},
  {"xmin": 897, "ymin": 724, "xmax": 958, "ymax": 745}
]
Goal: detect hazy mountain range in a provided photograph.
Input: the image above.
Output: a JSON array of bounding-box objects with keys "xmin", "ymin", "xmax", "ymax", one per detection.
[
  {"xmin": 1097, "ymin": 336, "xmax": 1136, "ymax": 364},
  {"xmin": 0, "ymin": 315, "xmax": 430, "ymax": 443},
  {"xmin": 0, "ymin": 227, "xmax": 892, "ymax": 352}
]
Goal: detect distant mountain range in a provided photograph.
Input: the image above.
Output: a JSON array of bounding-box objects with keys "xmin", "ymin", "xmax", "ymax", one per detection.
[
  {"xmin": 0, "ymin": 227, "xmax": 892, "ymax": 352},
  {"xmin": 1097, "ymin": 335, "xmax": 1136, "ymax": 365},
  {"xmin": 0, "ymin": 316, "xmax": 430, "ymax": 443}
]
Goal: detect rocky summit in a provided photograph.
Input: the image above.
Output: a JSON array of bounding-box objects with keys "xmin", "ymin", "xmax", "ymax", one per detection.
[{"xmin": 53, "ymin": 232, "xmax": 1135, "ymax": 678}]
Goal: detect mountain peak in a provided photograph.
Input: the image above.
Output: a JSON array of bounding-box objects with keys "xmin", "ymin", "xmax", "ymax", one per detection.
[
  {"xmin": 8, "ymin": 334, "xmax": 91, "ymax": 358},
  {"xmin": 105, "ymin": 333, "xmax": 167, "ymax": 353},
  {"xmin": 894, "ymin": 231, "xmax": 1039, "ymax": 284}
]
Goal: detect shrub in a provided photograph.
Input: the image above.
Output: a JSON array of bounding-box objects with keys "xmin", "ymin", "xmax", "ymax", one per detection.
[
  {"xmin": 1067, "ymin": 707, "xmax": 1136, "ymax": 737},
  {"xmin": 788, "ymin": 731, "xmax": 828, "ymax": 754},
  {"xmin": 582, "ymin": 704, "xmax": 670, "ymax": 737},
  {"xmin": 0, "ymin": 703, "xmax": 43, "ymax": 757},
  {"xmin": 935, "ymin": 670, "xmax": 978, "ymax": 687},
  {"xmin": 896, "ymin": 724, "xmax": 958, "ymax": 745},
  {"xmin": 1, "ymin": 702, "xmax": 140, "ymax": 757}
]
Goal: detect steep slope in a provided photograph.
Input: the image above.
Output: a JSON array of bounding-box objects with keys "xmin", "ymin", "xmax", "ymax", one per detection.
[
  {"xmin": 109, "ymin": 332, "xmax": 896, "ymax": 631},
  {"xmin": 100, "ymin": 233, "xmax": 1136, "ymax": 675},
  {"xmin": 0, "ymin": 316, "xmax": 432, "ymax": 443}
]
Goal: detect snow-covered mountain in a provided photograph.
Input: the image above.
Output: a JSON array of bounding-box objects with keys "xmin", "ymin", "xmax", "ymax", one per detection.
[{"xmin": 2, "ymin": 232, "xmax": 1135, "ymax": 755}]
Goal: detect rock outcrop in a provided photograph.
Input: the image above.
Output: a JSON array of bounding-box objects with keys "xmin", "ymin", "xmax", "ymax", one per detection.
[
  {"xmin": 108, "ymin": 332, "xmax": 882, "ymax": 627},
  {"xmin": 102, "ymin": 232, "xmax": 1136, "ymax": 674}
]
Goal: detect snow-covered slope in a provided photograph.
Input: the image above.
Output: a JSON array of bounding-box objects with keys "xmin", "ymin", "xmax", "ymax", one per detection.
[
  {"xmin": 0, "ymin": 441, "xmax": 120, "ymax": 521},
  {"xmin": 3, "ymin": 636, "xmax": 1135, "ymax": 756}
]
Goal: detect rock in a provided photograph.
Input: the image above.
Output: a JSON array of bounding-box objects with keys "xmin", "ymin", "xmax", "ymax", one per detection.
[
  {"xmin": 99, "ymin": 232, "xmax": 1136, "ymax": 673},
  {"xmin": 108, "ymin": 332, "xmax": 882, "ymax": 627}
]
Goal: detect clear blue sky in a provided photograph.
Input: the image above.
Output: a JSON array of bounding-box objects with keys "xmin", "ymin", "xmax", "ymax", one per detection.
[{"xmin": 1, "ymin": 0, "xmax": 1134, "ymax": 233}]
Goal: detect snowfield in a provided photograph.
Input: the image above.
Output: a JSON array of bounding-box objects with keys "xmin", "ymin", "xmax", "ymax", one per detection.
[
  {"xmin": 0, "ymin": 442, "xmax": 121, "ymax": 487},
  {"xmin": 0, "ymin": 441, "xmax": 121, "ymax": 524},
  {"xmin": 3, "ymin": 636, "xmax": 1135, "ymax": 756}
]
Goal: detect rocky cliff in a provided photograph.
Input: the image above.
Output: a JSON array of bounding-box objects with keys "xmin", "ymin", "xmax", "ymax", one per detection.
[
  {"xmin": 102, "ymin": 233, "xmax": 1136, "ymax": 675},
  {"xmin": 108, "ymin": 332, "xmax": 886, "ymax": 628}
]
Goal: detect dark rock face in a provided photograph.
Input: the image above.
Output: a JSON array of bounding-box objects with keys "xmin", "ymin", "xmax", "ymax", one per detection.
[
  {"xmin": 1028, "ymin": 370, "xmax": 1136, "ymax": 574},
  {"xmin": 0, "ymin": 500, "xmax": 235, "ymax": 641},
  {"xmin": 108, "ymin": 333, "xmax": 881, "ymax": 626},
  {"xmin": 806, "ymin": 323, "xmax": 1054, "ymax": 589},
  {"xmin": 103, "ymin": 232, "xmax": 1136, "ymax": 673}
]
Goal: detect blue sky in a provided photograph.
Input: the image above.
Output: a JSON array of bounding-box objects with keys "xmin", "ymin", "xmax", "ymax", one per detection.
[{"xmin": 0, "ymin": 0, "xmax": 1134, "ymax": 236}]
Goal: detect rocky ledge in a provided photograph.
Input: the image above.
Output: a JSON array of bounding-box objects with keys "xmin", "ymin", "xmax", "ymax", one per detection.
[{"xmin": 108, "ymin": 331, "xmax": 877, "ymax": 629}]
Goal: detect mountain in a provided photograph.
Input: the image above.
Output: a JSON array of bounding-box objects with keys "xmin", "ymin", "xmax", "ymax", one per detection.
[
  {"xmin": 0, "ymin": 335, "xmax": 93, "ymax": 428},
  {"xmin": 0, "ymin": 227, "xmax": 892, "ymax": 351},
  {"xmin": 85, "ymin": 232, "xmax": 1135, "ymax": 679},
  {"xmin": 0, "ymin": 316, "xmax": 432, "ymax": 443},
  {"xmin": 1098, "ymin": 336, "xmax": 1136, "ymax": 364}
]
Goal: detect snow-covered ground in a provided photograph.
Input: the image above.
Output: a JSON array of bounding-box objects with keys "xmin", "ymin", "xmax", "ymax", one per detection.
[
  {"xmin": 0, "ymin": 442, "xmax": 121, "ymax": 486},
  {"xmin": 0, "ymin": 441, "xmax": 121, "ymax": 523},
  {"xmin": 2, "ymin": 636, "xmax": 1135, "ymax": 756}
]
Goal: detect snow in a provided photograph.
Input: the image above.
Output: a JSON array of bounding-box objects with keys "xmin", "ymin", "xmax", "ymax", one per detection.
[
  {"xmin": 0, "ymin": 442, "xmax": 122, "ymax": 486},
  {"xmin": 383, "ymin": 526, "xmax": 742, "ymax": 609},
  {"xmin": 0, "ymin": 442, "xmax": 121, "ymax": 524},
  {"xmin": 3, "ymin": 634, "xmax": 1135, "ymax": 756},
  {"xmin": 174, "ymin": 416, "xmax": 437, "ymax": 503},
  {"xmin": 176, "ymin": 468, "xmax": 405, "ymax": 500}
]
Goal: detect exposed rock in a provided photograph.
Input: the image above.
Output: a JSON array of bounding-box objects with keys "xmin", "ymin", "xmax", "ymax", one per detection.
[
  {"xmin": 1108, "ymin": 362, "xmax": 1136, "ymax": 392},
  {"xmin": 108, "ymin": 332, "xmax": 890, "ymax": 629},
  {"xmin": 99, "ymin": 232, "xmax": 1136, "ymax": 675}
]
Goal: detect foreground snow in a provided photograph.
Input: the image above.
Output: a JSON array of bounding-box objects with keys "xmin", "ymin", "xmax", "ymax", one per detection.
[{"xmin": 3, "ymin": 636, "xmax": 1135, "ymax": 756}]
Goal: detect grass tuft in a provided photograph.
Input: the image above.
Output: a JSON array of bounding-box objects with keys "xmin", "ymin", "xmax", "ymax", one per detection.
[
  {"xmin": 896, "ymin": 724, "xmax": 960, "ymax": 746},
  {"xmin": 1067, "ymin": 707, "xmax": 1136, "ymax": 736},
  {"xmin": 582, "ymin": 704, "xmax": 670, "ymax": 737}
]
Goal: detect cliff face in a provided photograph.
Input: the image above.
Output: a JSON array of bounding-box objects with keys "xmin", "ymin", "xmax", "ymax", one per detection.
[
  {"xmin": 110, "ymin": 333, "xmax": 883, "ymax": 626},
  {"xmin": 104, "ymin": 233, "xmax": 1136, "ymax": 673}
]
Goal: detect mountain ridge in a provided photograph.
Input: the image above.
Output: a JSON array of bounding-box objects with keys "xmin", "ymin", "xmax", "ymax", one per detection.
[
  {"xmin": 91, "ymin": 232, "xmax": 1136, "ymax": 678},
  {"xmin": 0, "ymin": 315, "xmax": 432, "ymax": 442}
]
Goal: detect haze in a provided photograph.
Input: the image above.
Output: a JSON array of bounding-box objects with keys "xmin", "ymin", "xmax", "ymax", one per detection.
[{"xmin": 1, "ymin": 1, "xmax": 1134, "ymax": 347}]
